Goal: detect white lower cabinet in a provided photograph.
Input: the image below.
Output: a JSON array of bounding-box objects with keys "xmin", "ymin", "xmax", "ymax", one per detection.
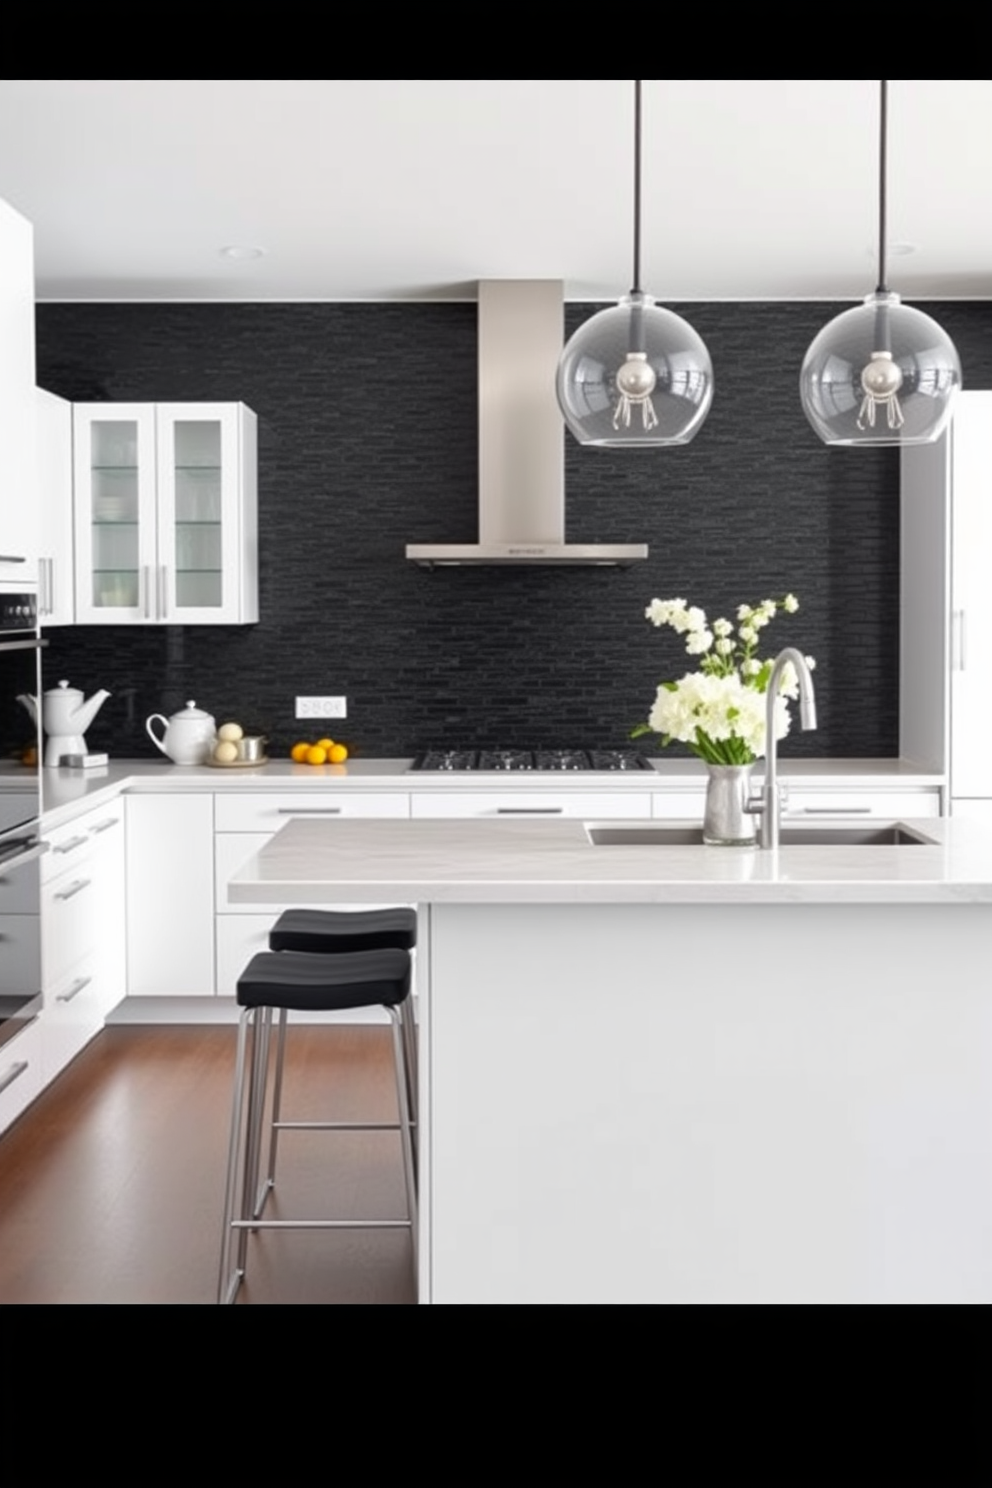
[
  {"xmin": 0, "ymin": 1020, "xmax": 44, "ymax": 1137},
  {"xmin": 410, "ymin": 791, "xmax": 653, "ymax": 819},
  {"xmin": 126, "ymin": 793, "xmax": 215, "ymax": 996},
  {"xmin": 41, "ymin": 801, "xmax": 127, "ymax": 1082},
  {"xmin": 650, "ymin": 785, "xmax": 941, "ymax": 822},
  {"xmin": 781, "ymin": 789, "xmax": 940, "ymax": 819}
]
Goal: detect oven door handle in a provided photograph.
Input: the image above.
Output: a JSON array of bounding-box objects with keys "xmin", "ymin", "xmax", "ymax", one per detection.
[
  {"xmin": 0, "ymin": 839, "xmax": 50, "ymax": 871},
  {"xmin": 0, "ymin": 637, "xmax": 47, "ymax": 654}
]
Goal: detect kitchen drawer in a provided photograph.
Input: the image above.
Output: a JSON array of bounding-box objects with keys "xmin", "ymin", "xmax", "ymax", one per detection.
[
  {"xmin": 43, "ymin": 949, "xmax": 121, "ymax": 1083},
  {"xmin": 781, "ymin": 789, "xmax": 941, "ymax": 819},
  {"xmin": 410, "ymin": 791, "xmax": 653, "ymax": 819},
  {"xmin": 43, "ymin": 867, "xmax": 102, "ymax": 987},
  {"xmin": 0, "ymin": 913, "xmax": 42, "ymax": 993},
  {"xmin": 215, "ymin": 791, "xmax": 410, "ymax": 832},
  {"xmin": 0, "ymin": 1018, "xmax": 44, "ymax": 1138},
  {"xmin": 41, "ymin": 802, "xmax": 125, "ymax": 884}
]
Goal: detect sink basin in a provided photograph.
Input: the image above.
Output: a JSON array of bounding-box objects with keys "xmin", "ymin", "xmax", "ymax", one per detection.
[{"xmin": 585, "ymin": 822, "xmax": 938, "ymax": 847}]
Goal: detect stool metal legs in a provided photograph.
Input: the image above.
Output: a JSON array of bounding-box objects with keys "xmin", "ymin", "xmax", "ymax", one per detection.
[{"xmin": 218, "ymin": 1004, "xmax": 419, "ymax": 1305}]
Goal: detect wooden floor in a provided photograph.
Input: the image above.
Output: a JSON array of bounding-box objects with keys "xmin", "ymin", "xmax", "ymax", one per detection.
[{"xmin": 0, "ymin": 1024, "xmax": 417, "ymax": 1305}]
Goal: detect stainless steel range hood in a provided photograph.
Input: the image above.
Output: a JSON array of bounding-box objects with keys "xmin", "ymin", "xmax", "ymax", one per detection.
[{"xmin": 406, "ymin": 280, "xmax": 648, "ymax": 567}]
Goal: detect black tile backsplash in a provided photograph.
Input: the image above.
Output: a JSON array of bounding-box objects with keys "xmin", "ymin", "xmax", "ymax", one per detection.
[{"xmin": 34, "ymin": 299, "xmax": 992, "ymax": 762}]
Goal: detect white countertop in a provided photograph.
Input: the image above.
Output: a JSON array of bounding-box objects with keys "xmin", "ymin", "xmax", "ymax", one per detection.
[
  {"xmin": 227, "ymin": 813, "xmax": 992, "ymax": 905},
  {"xmin": 27, "ymin": 754, "xmax": 947, "ymax": 830}
]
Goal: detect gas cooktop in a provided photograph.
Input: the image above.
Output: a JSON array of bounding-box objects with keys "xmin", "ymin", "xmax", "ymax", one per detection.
[{"xmin": 410, "ymin": 749, "xmax": 654, "ymax": 773}]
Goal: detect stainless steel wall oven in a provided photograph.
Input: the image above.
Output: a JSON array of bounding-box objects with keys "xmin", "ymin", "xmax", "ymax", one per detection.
[{"xmin": 0, "ymin": 593, "xmax": 45, "ymax": 1071}]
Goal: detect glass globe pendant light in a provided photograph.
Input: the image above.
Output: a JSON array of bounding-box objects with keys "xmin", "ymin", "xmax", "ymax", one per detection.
[
  {"xmin": 800, "ymin": 79, "xmax": 961, "ymax": 446},
  {"xmin": 556, "ymin": 79, "xmax": 714, "ymax": 447}
]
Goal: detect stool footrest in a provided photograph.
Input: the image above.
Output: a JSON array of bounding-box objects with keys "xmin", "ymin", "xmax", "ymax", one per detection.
[
  {"xmin": 229, "ymin": 1218, "xmax": 412, "ymax": 1231},
  {"xmin": 273, "ymin": 1119, "xmax": 412, "ymax": 1132}
]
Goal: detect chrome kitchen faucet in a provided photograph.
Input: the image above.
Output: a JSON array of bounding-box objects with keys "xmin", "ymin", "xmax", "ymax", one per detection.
[{"xmin": 748, "ymin": 648, "xmax": 818, "ymax": 849}]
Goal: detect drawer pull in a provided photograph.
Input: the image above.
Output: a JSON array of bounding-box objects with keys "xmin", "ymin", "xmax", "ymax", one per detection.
[
  {"xmin": 0, "ymin": 1061, "xmax": 29, "ymax": 1096},
  {"xmin": 793, "ymin": 807, "xmax": 872, "ymax": 817},
  {"xmin": 57, "ymin": 975, "xmax": 93, "ymax": 1004},
  {"xmin": 54, "ymin": 878, "xmax": 92, "ymax": 902},
  {"xmin": 53, "ymin": 835, "xmax": 88, "ymax": 855},
  {"xmin": 276, "ymin": 808, "xmax": 343, "ymax": 816},
  {"xmin": 90, "ymin": 817, "xmax": 121, "ymax": 835},
  {"xmin": 496, "ymin": 807, "xmax": 564, "ymax": 815}
]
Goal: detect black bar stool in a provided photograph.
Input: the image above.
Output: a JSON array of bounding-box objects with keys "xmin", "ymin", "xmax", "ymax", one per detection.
[
  {"xmin": 218, "ymin": 946, "xmax": 417, "ymax": 1305},
  {"xmin": 265, "ymin": 907, "xmax": 419, "ymax": 1168}
]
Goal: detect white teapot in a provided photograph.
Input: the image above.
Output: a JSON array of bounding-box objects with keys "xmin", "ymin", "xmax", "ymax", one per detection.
[{"xmin": 146, "ymin": 700, "xmax": 216, "ymax": 765}]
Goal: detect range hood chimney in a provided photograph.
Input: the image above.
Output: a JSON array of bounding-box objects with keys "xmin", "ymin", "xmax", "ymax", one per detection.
[{"xmin": 406, "ymin": 280, "xmax": 648, "ymax": 567}]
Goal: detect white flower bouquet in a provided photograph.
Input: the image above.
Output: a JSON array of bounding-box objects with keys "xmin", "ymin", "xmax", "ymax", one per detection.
[{"xmin": 633, "ymin": 594, "xmax": 815, "ymax": 766}]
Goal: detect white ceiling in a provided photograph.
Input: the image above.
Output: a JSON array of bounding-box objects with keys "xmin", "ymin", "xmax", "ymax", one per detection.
[{"xmin": 1, "ymin": 79, "xmax": 990, "ymax": 304}]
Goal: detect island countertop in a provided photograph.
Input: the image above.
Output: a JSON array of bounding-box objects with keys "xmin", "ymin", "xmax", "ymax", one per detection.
[{"xmin": 227, "ymin": 812, "xmax": 992, "ymax": 905}]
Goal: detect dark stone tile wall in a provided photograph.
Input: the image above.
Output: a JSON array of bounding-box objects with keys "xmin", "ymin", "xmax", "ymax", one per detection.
[{"xmin": 34, "ymin": 298, "xmax": 992, "ymax": 763}]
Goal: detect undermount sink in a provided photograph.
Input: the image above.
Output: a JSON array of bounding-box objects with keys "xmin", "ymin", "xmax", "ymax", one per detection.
[{"xmin": 585, "ymin": 822, "xmax": 939, "ymax": 847}]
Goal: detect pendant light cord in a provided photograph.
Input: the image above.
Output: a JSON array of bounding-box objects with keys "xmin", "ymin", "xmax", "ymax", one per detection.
[
  {"xmin": 876, "ymin": 78, "xmax": 889, "ymax": 295},
  {"xmin": 631, "ymin": 79, "xmax": 643, "ymax": 296}
]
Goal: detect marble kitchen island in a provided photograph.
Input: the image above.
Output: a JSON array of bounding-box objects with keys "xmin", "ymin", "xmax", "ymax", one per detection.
[{"xmin": 229, "ymin": 813, "xmax": 992, "ymax": 1304}]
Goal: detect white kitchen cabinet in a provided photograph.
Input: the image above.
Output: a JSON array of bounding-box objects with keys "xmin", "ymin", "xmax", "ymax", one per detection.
[
  {"xmin": 36, "ymin": 388, "xmax": 75, "ymax": 626},
  {"xmin": 902, "ymin": 391, "xmax": 992, "ymax": 814},
  {"xmin": 410, "ymin": 791, "xmax": 653, "ymax": 819},
  {"xmin": 41, "ymin": 801, "xmax": 126, "ymax": 1081},
  {"xmin": 0, "ymin": 1020, "xmax": 44, "ymax": 1138},
  {"xmin": 0, "ymin": 198, "xmax": 38, "ymax": 590},
  {"xmin": 72, "ymin": 402, "xmax": 258, "ymax": 625},
  {"xmin": 126, "ymin": 793, "xmax": 215, "ymax": 996}
]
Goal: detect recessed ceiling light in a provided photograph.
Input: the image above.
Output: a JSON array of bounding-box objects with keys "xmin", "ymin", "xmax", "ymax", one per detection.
[{"xmin": 219, "ymin": 245, "xmax": 266, "ymax": 261}]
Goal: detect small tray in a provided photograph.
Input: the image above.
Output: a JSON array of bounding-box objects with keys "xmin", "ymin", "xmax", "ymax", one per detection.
[{"xmin": 204, "ymin": 754, "xmax": 270, "ymax": 769}]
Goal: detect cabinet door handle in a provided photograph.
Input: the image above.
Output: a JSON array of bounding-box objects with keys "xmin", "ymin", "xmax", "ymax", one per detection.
[
  {"xmin": 57, "ymin": 975, "xmax": 93, "ymax": 1004},
  {"xmin": 0, "ymin": 1060, "xmax": 29, "ymax": 1096},
  {"xmin": 53, "ymin": 835, "xmax": 88, "ymax": 856},
  {"xmin": 496, "ymin": 808, "xmax": 564, "ymax": 815},
  {"xmin": 792, "ymin": 807, "xmax": 873, "ymax": 817},
  {"xmin": 0, "ymin": 554, "xmax": 27, "ymax": 564},
  {"xmin": 952, "ymin": 609, "xmax": 967, "ymax": 672},
  {"xmin": 54, "ymin": 878, "xmax": 92, "ymax": 902},
  {"xmin": 90, "ymin": 817, "xmax": 121, "ymax": 835},
  {"xmin": 277, "ymin": 808, "xmax": 342, "ymax": 815},
  {"xmin": 141, "ymin": 566, "xmax": 151, "ymax": 620},
  {"xmin": 158, "ymin": 564, "xmax": 167, "ymax": 621}
]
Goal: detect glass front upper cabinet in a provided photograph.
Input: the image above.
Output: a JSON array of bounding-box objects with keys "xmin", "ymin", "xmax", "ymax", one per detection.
[{"xmin": 72, "ymin": 403, "xmax": 258, "ymax": 625}]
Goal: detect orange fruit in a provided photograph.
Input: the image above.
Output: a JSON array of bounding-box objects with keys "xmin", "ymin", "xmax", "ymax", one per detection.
[
  {"xmin": 290, "ymin": 741, "xmax": 311, "ymax": 763},
  {"xmin": 328, "ymin": 743, "xmax": 348, "ymax": 763},
  {"xmin": 315, "ymin": 737, "xmax": 335, "ymax": 752},
  {"xmin": 305, "ymin": 744, "xmax": 327, "ymax": 766}
]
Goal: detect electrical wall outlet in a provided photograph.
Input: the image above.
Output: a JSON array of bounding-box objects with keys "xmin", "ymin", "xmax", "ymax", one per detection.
[{"xmin": 295, "ymin": 696, "xmax": 347, "ymax": 720}]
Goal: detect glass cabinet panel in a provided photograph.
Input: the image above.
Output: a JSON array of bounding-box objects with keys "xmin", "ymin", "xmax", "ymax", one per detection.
[
  {"xmin": 172, "ymin": 419, "xmax": 223, "ymax": 610},
  {"xmin": 87, "ymin": 419, "xmax": 141, "ymax": 611}
]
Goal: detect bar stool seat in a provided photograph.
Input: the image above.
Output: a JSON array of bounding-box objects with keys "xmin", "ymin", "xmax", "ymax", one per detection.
[
  {"xmin": 268, "ymin": 906, "xmax": 417, "ymax": 955},
  {"xmin": 218, "ymin": 947, "xmax": 417, "ymax": 1305},
  {"xmin": 267, "ymin": 906, "xmax": 419, "ymax": 1149}
]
